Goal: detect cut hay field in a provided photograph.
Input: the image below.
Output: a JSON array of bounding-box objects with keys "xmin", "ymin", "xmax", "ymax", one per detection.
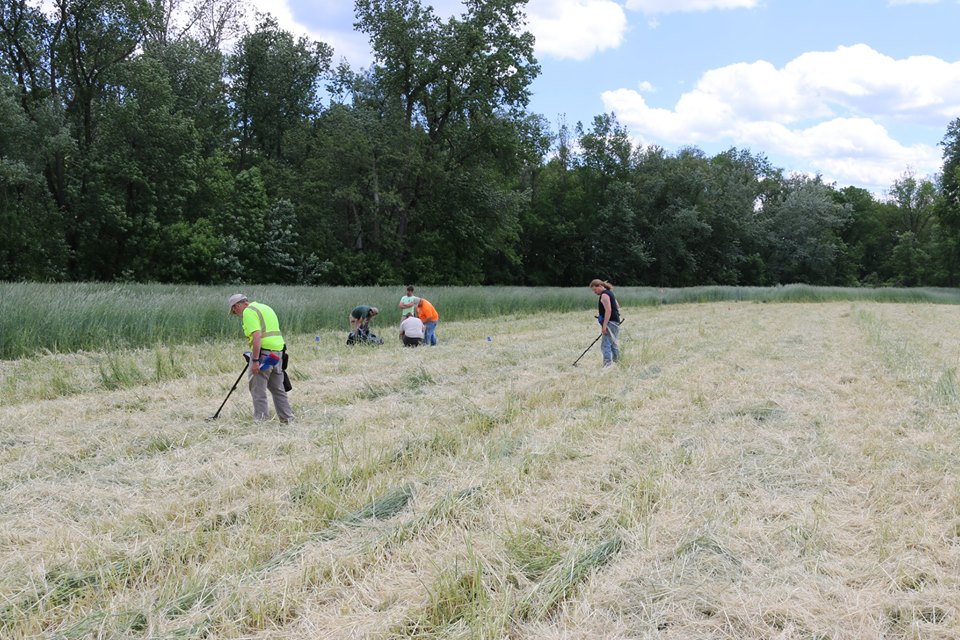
[{"xmin": 2, "ymin": 301, "xmax": 960, "ymax": 639}]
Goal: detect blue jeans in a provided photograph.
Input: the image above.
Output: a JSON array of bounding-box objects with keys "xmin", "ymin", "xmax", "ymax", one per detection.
[
  {"xmin": 601, "ymin": 321, "xmax": 620, "ymax": 365},
  {"xmin": 424, "ymin": 320, "xmax": 438, "ymax": 346}
]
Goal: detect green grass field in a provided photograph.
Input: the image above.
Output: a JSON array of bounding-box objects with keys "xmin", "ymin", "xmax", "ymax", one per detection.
[{"xmin": 2, "ymin": 300, "xmax": 960, "ymax": 638}]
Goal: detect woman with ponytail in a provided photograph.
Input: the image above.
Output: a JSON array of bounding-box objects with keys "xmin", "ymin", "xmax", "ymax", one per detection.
[{"xmin": 589, "ymin": 279, "xmax": 621, "ymax": 368}]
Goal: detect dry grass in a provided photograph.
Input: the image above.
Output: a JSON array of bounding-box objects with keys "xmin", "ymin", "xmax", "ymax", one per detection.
[{"xmin": 1, "ymin": 302, "xmax": 960, "ymax": 639}]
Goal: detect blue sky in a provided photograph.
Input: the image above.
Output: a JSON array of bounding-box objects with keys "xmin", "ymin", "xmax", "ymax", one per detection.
[{"xmin": 251, "ymin": 0, "xmax": 960, "ymax": 194}]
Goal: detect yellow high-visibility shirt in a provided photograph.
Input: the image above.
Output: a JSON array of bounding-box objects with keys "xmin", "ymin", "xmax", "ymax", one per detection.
[{"xmin": 241, "ymin": 301, "xmax": 285, "ymax": 351}]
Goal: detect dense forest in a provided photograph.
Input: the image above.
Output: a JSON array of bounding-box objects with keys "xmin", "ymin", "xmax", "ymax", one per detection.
[{"xmin": 2, "ymin": 0, "xmax": 960, "ymax": 287}]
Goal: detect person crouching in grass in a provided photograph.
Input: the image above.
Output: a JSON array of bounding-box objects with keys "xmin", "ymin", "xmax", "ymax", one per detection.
[{"xmin": 400, "ymin": 314, "xmax": 424, "ymax": 347}]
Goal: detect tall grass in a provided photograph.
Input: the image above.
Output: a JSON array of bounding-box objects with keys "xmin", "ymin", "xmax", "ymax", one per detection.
[{"xmin": 3, "ymin": 281, "xmax": 960, "ymax": 359}]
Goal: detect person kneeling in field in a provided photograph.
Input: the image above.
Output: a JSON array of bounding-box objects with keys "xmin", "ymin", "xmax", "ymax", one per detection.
[{"xmin": 399, "ymin": 314, "xmax": 424, "ymax": 347}]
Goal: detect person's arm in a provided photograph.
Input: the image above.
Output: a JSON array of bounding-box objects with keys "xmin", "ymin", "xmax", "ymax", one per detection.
[
  {"xmin": 600, "ymin": 293, "xmax": 612, "ymax": 335},
  {"xmin": 250, "ymin": 331, "xmax": 262, "ymax": 372}
]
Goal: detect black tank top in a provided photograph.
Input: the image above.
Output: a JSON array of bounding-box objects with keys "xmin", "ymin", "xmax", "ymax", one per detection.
[{"xmin": 598, "ymin": 289, "xmax": 620, "ymax": 323}]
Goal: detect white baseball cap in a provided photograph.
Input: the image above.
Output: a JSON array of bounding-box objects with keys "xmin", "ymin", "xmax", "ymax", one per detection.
[{"xmin": 227, "ymin": 293, "xmax": 248, "ymax": 310}]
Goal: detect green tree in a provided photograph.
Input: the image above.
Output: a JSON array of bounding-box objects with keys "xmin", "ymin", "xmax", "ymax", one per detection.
[
  {"xmin": 834, "ymin": 185, "xmax": 892, "ymax": 284},
  {"xmin": 574, "ymin": 114, "xmax": 650, "ymax": 284},
  {"xmin": 521, "ymin": 122, "xmax": 588, "ymax": 285},
  {"xmin": 934, "ymin": 118, "xmax": 960, "ymax": 283},
  {"xmin": 761, "ymin": 176, "xmax": 851, "ymax": 284},
  {"xmin": 349, "ymin": 0, "xmax": 540, "ymax": 283},
  {"xmin": 889, "ymin": 231, "xmax": 931, "ymax": 286},
  {"xmin": 227, "ymin": 15, "xmax": 331, "ymax": 169},
  {"xmin": 888, "ymin": 169, "xmax": 936, "ymax": 238},
  {"xmin": 147, "ymin": 37, "xmax": 228, "ymax": 155},
  {"xmin": 148, "ymin": 0, "xmax": 246, "ymax": 49},
  {"xmin": 697, "ymin": 149, "xmax": 779, "ymax": 285},
  {"xmin": 0, "ymin": 0, "xmax": 160, "ymax": 279},
  {"xmin": 76, "ymin": 54, "xmax": 202, "ymax": 280},
  {"xmin": 0, "ymin": 78, "xmax": 68, "ymax": 278}
]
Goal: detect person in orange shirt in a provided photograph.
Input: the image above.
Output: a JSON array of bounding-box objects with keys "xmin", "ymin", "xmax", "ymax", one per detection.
[{"xmin": 415, "ymin": 296, "xmax": 440, "ymax": 346}]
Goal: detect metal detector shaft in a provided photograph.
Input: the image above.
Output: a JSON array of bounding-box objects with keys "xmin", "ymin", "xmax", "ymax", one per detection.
[
  {"xmin": 208, "ymin": 360, "xmax": 249, "ymax": 420},
  {"xmin": 572, "ymin": 333, "xmax": 602, "ymax": 366},
  {"xmin": 572, "ymin": 317, "xmax": 625, "ymax": 367}
]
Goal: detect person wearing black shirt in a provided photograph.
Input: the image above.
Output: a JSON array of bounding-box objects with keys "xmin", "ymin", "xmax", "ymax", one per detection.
[{"xmin": 590, "ymin": 279, "xmax": 621, "ymax": 368}]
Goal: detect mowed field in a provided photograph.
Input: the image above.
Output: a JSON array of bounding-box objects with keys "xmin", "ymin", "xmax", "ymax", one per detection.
[{"xmin": 2, "ymin": 302, "xmax": 960, "ymax": 639}]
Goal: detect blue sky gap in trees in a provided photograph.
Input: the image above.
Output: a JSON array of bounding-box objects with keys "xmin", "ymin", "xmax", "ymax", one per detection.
[{"xmin": 252, "ymin": 0, "xmax": 960, "ymax": 195}]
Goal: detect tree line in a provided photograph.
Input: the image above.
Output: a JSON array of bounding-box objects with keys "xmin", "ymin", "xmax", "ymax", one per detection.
[{"xmin": 2, "ymin": 0, "xmax": 960, "ymax": 287}]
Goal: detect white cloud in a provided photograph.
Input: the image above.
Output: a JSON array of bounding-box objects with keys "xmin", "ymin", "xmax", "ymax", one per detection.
[
  {"xmin": 262, "ymin": 0, "xmax": 628, "ymax": 65},
  {"xmin": 602, "ymin": 44, "xmax": 957, "ymax": 188},
  {"xmin": 625, "ymin": 0, "xmax": 759, "ymax": 13},
  {"xmin": 248, "ymin": 0, "xmax": 299, "ymax": 32},
  {"xmin": 247, "ymin": 0, "xmax": 371, "ymax": 64},
  {"xmin": 783, "ymin": 46, "xmax": 960, "ymax": 122},
  {"xmin": 527, "ymin": 0, "xmax": 628, "ymax": 61},
  {"xmin": 524, "ymin": 0, "xmax": 760, "ymax": 60}
]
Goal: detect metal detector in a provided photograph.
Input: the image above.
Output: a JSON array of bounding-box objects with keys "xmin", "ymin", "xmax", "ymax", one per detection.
[
  {"xmin": 572, "ymin": 318, "xmax": 625, "ymax": 367},
  {"xmin": 207, "ymin": 356, "xmax": 250, "ymax": 421},
  {"xmin": 572, "ymin": 334, "xmax": 602, "ymax": 367}
]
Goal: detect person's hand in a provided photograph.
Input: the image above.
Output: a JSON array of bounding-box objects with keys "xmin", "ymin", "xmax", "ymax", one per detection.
[
  {"xmin": 601, "ymin": 325, "xmax": 608, "ymax": 335},
  {"xmin": 251, "ymin": 360, "xmax": 260, "ymax": 373}
]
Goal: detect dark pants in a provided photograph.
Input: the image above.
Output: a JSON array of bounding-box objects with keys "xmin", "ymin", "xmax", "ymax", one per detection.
[{"xmin": 402, "ymin": 335, "xmax": 422, "ymax": 347}]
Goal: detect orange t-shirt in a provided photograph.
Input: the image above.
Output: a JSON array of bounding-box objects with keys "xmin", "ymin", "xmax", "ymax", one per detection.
[{"xmin": 417, "ymin": 298, "xmax": 439, "ymax": 322}]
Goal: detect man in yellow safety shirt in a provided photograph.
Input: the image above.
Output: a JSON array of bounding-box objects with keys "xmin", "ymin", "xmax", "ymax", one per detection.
[{"xmin": 228, "ymin": 293, "xmax": 293, "ymax": 423}]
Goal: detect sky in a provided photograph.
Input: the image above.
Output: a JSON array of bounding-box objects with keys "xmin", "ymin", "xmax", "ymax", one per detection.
[{"xmin": 247, "ymin": 0, "xmax": 960, "ymax": 195}]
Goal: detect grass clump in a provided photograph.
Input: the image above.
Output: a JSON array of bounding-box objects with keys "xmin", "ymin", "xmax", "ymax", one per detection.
[
  {"xmin": 934, "ymin": 367, "xmax": 960, "ymax": 405},
  {"xmin": 154, "ymin": 348, "xmax": 187, "ymax": 382},
  {"xmin": 405, "ymin": 365, "xmax": 435, "ymax": 390},
  {"xmin": 344, "ymin": 484, "xmax": 415, "ymax": 524},
  {"xmin": 98, "ymin": 354, "xmax": 147, "ymax": 389},
  {"xmin": 397, "ymin": 559, "xmax": 490, "ymax": 637},
  {"xmin": 504, "ymin": 527, "xmax": 566, "ymax": 581},
  {"xmin": 374, "ymin": 487, "xmax": 484, "ymax": 553},
  {"xmin": 519, "ymin": 536, "xmax": 623, "ymax": 621},
  {"xmin": 355, "ymin": 378, "xmax": 397, "ymax": 401},
  {"xmin": 734, "ymin": 400, "xmax": 786, "ymax": 423},
  {"xmin": 1, "ymin": 556, "xmax": 150, "ymax": 633}
]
